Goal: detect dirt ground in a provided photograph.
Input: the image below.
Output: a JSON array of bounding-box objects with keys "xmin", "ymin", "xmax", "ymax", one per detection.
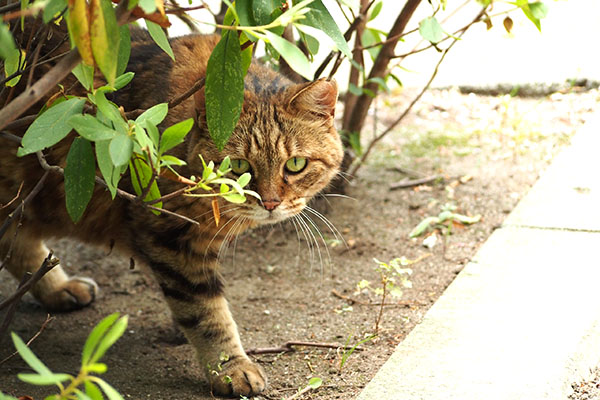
[{"xmin": 1, "ymin": 87, "xmax": 599, "ymax": 399}]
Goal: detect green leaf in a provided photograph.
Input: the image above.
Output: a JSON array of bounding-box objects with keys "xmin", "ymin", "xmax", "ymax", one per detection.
[
  {"xmin": 114, "ymin": 72, "xmax": 134, "ymax": 90},
  {"xmin": 237, "ymin": 172, "xmax": 251, "ymax": 188},
  {"xmin": 94, "ymin": 379, "xmax": 124, "ymax": 400},
  {"xmin": 348, "ymin": 83, "xmax": 362, "ymax": 96},
  {"xmin": 367, "ymin": 77, "xmax": 390, "ymax": 93},
  {"xmin": 218, "ymin": 156, "xmax": 231, "ymax": 173},
  {"xmin": 11, "ymin": 332, "xmax": 52, "ymax": 376},
  {"xmin": 205, "ymin": 29, "xmax": 244, "ymax": 151},
  {"xmin": 4, "ymin": 48, "xmax": 25, "ymax": 87},
  {"xmin": 66, "ymin": 0, "xmax": 94, "ymax": 65},
  {"xmin": 222, "ymin": 193, "xmax": 246, "ymax": 203},
  {"xmin": 419, "ymin": 16, "xmax": 444, "ymax": 44},
  {"xmin": 109, "ymin": 134, "xmax": 133, "ymax": 167},
  {"xmin": 87, "ymin": 362, "xmax": 108, "ymax": 374},
  {"xmin": 72, "ymin": 63, "xmax": 95, "ymax": 91},
  {"xmin": 529, "ymin": 1, "xmax": 548, "ymax": 19},
  {"xmin": 146, "ymin": 20, "xmax": 175, "ymax": 61},
  {"xmin": 138, "ymin": 0, "xmax": 156, "ymax": 13},
  {"xmin": 90, "ymin": 315, "xmax": 128, "ymax": 363},
  {"xmin": 17, "ymin": 373, "xmax": 72, "ymax": 385},
  {"xmin": 65, "ymin": 138, "xmax": 96, "ymax": 223},
  {"xmin": 18, "ymin": 98, "xmax": 86, "ymax": 156},
  {"xmin": 82, "ymin": 313, "xmax": 120, "ymax": 365},
  {"xmin": 74, "ymin": 389, "xmax": 93, "ymax": 400},
  {"xmin": 302, "ymin": 0, "xmax": 351, "ymax": 59},
  {"xmin": 43, "ymin": 0, "xmax": 67, "ymax": 23},
  {"xmin": 159, "ymin": 118, "xmax": 193, "ymax": 154},
  {"xmin": 235, "ymin": 0, "xmax": 254, "ymax": 26},
  {"xmin": 362, "ymin": 28, "xmax": 383, "ymax": 61},
  {"xmin": 130, "ymin": 158, "xmax": 162, "ymax": 206},
  {"xmin": 308, "ymin": 377, "xmax": 323, "ymax": 389},
  {"xmin": 95, "ymin": 139, "xmax": 118, "ymax": 198},
  {"xmin": 368, "ymin": 1, "xmax": 382, "ymax": 21},
  {"xmin": 0, "ymin": 23, "xmax": 17, "ymax": 61},
  {"xmin": 69, "ymin": 114, "xmax": 119, "ymax": 141},
  {"xmin": 117, "ymin": 24, "xmax": 131, "ymax": 77},
  {"xmin": 159, "ymin": 155, "xmax": 186, "ymax": 167},
  {"xmin": 85, "ymin": 381, "xmax": 105, "ymax": 400},
  {"xmin": 252, "ymin": 0, "xmax": 275, "ymax": 26},
  {"xmin": 94, "ymin": 91, "xmax": 128, "ymax": 133},
  {"xmin": 136, "ymin": 103, "xmax": 168, "ymax": 127},
  {"xmin": 263, "ymin": 30, "xmax": 312, "ymax": 80},
  {"xmin": 90, "ymin": 0, "xmax": 120, "ymax": 86}
]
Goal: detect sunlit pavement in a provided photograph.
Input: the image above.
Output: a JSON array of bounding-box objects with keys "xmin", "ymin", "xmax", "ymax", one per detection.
[{"xmin": 357, "ymin": 116, "xmax": 600, "ymax": 399}]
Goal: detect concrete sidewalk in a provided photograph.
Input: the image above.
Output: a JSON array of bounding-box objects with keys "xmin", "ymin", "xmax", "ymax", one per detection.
[{"xmin": 357, "ymin": 116, "xmax": 600, "ymax": 399}]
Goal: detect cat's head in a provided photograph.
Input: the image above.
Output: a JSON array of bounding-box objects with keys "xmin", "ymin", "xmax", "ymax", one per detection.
[{"xmin": 190, "ymin": 75, "xmax": 343, "ymax": 225}]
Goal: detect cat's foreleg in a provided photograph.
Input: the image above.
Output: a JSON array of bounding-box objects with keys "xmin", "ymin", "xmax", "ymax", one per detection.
[
  {"xmin": 146, "ymin": 257, "xmax": 267, "ymax": 397},
  {"xmin": 0, "ymin": 225, "xmax": 98, "ymax": 311}
]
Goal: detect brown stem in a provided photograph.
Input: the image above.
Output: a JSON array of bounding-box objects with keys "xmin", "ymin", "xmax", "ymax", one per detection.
[
  {"xmin": 245, "ymin": 340, "xmax": 365, "ymax": 356},
  {"xmin": 0, "ymin": 252, "xmax": 59, "ymax": 312},
  {"xmin": 343, "ymin": 0, "xmax": 422, "ymax": 137},
  {"xmin": 349, "ymin": 7, "xmax": 487, "ymax": 177},
  {"xmin": 0, "ymin": 171, "xmax": 48, "ymax": 243},
  {"xmin": 0, "ymin": 314, "xmax": 54, "ymax": 365},
  {"xmin": 374, "ymin": 274, "xmax": 387, "ymax": 333}
]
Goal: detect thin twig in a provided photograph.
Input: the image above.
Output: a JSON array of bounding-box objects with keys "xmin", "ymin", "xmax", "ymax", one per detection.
[
  {"xmin": 389, "ymin": 175, "xmax": 443, "ymax": 190},
  {"xmin": 0, "ymin": 314, "xmax": 54, "ymax": 365},
  {"xmin": 0, "ymin": 252, "xmax": 59, "ymax": 312},
  {"xmin": 349, "ymin": 8, "xmax": 487, "ymax": 177},
  {"xmin": 331, "ymin": 289, "xmax": 421, "ymax": 307},
  {"xmin": 246, "ymin": 341, "xmax": 364, "ymax": 356},
  {"xmin": 0, "ymin": 171, "xmax": 49, "ymax": 243}
]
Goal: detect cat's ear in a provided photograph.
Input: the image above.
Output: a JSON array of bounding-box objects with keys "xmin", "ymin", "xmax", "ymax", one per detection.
[{"xmin": 288, "ymin": 78, "xmax": 338, "ymax": 118}]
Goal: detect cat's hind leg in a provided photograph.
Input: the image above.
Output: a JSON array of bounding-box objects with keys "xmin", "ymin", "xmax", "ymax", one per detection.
[{"xmin": 0, "ymin": 225, "xmax": 98, "ymax": 311}]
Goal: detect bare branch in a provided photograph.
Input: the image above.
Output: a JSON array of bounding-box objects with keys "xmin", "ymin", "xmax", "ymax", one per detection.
[{"xmin": 246, "ymin": 340, "xmax": 365, "ymax": 356}]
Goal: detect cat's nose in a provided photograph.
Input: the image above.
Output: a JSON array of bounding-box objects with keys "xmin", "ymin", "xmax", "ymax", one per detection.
[{"xmin": 262, "ymin": 199, "xmax": 281, "ymax": 211}]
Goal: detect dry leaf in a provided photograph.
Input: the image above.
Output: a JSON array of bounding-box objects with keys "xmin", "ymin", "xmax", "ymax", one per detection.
[{"xmin": 211, "ymin": 199, "xmax": 220, "ymax": 227}]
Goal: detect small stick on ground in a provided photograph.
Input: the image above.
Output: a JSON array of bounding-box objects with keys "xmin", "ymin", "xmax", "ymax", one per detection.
[
  {"xmin": 0, "ymin": 314, "xmax": 54, "ymax": 365},
  {"xmin": 331, "ymin": 289, "xmax": 424, "ymax": 307},
  {"xmin": 389, "ymin": 175, "xmax": 443, "ymax": 190},
  {"xmin": 246, "ymin": 340, "xmax": 365, "ymax": 356}
]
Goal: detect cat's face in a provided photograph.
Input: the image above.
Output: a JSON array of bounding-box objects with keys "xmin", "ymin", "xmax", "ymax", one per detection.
[{"xmin": 191, "ymin": 78, "xmax": 343, "ymax": 225}]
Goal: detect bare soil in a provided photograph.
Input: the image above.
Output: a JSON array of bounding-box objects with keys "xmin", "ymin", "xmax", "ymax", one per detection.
[{"xmin": 1, "ymin": 87, "xmax": 598, "ymax": 400}]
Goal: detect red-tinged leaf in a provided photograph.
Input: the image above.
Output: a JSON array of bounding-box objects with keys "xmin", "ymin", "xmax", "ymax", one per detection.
[
  {"xmin": 90, "ymin": 0, "xmax": 119, "ymax": 86},
  {"xmin": 211, "ymin": 199, "xmax": 220, "ymax": 227},
  {"xmin": 66, "ymin": 0, "xmax": 94, "ymax": 65}
]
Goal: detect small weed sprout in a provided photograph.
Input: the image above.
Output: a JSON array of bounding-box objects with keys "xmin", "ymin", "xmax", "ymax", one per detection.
[
  {"xmin": 339, "ymin": 334, "xmax": 376, "ymax": 373},
  {"xmin": 0, "ymin": 313, "xmax": 127, "ymax": 400},
  {"xmin": 409, "ymin": 203, "xmax": 481, "ymax": 239},
  {"xmin": 283, "ymin": 377, "xmax": 323, "ymax": 400},
  {"xmin": 357, "ymin": 257, "xmax": 415, "ymax": 333}
]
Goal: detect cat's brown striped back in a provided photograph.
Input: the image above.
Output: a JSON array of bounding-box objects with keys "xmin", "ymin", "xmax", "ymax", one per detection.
[{"xmin": 0, "ymin": 28, "xmax": 343, "ymax": 397}]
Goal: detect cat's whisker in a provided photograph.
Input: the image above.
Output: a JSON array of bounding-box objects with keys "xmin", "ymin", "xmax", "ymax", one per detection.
[
  {"xmin": 292, "ymin": 214, "xmax": 315, "ymax": 268},
  {"xmin": 304, "ymin": 206, "xmax": 347, "ymax": 249},
  {"xmin": 319, "ymin": 193, "xmax": 357, "ymax": 201},
  {"xmin": 296, "ymin": 213, "xmax": 324, "ymax": 275},
  {"xmin": 288, "ymin": 217, "xmax": 303, "ymax": 269},
  {"xmin": 335, "ymin": 170, "xmax": 354, "ymax": 184},
  {"xmin": 203, "ymin": 216, "xmax": 238, "ymax": 266},
  {"xmin": 298, "ymin": 212, "xmax": 329, "ymax": 274},
  {"xmin": 230, "ymin": 217, "xmax": 248, "ymax": 268}
]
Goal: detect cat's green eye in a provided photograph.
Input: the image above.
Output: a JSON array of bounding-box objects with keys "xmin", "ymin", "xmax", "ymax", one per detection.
[
  {"xmin": 231, "ymin": 159, "xmax": 250, "ymax": 174},
  {"xmin": 285, "ymin": 157, "xmax": 307, "ymax": 173}
]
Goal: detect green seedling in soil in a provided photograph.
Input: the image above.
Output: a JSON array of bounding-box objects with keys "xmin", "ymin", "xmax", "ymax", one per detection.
[
  {"xmin": 283, "ymin": 377, "xmax": 323, "ymax": 400},
  {"xmin": 357, "ymin": 257, "xmax": 415, "ymax": 333},
  {"xmin": 409, "ymin": 203, "xmax": 481, "ymax": 238},
  {"xmin": 0, "ymin": 313, "xmax": 127, "ymax": 400},
  {"xmin": 339, "ymin": 334, "xmax": 376, "ymax": 373}
]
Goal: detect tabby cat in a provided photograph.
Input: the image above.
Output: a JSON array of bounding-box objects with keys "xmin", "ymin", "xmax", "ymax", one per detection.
[{"xmin": 0, "ymin": 29, "xmax": 343, "ymax": 396}]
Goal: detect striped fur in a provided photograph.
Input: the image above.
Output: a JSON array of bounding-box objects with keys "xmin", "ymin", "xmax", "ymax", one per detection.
[{"xmin": 0, "ymin": 30, "xmax": 343, "ymax": 397}]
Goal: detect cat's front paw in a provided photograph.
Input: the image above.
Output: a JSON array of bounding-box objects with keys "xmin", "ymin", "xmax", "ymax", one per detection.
[
  {"xmin": 209, "ymin": 356, "xmax": 267, "ymax": 397},
  {"xmin": 38, "ymin": 276, "xmax": 98, "ymax": 311}
]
